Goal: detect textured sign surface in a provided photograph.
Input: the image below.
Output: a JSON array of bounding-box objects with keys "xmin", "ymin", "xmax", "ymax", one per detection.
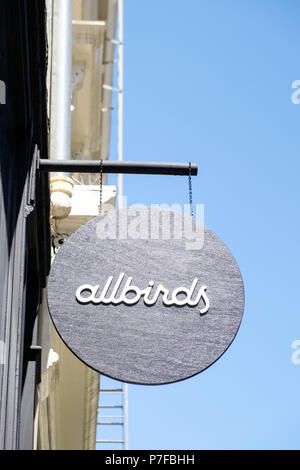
[{"xmin": 47, "ymin": 207, "xmax": 244, "ymax": 385}]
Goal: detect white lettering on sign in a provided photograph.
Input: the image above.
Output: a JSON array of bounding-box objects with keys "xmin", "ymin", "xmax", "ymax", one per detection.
[{"xmin": 75, "ymin": 273, "xmax": 210, "ymax": 315}]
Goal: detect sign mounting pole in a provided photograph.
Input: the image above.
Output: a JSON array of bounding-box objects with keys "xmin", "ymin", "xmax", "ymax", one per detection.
[{"xmin": 118, "ymin": 0, "xmax": 124, "ymax": 211}]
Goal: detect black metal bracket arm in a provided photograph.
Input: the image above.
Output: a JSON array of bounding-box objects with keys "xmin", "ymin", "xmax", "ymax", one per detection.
[{"xmin": 38, "ymin": 159, "xmax": 198, "ymax": 176}]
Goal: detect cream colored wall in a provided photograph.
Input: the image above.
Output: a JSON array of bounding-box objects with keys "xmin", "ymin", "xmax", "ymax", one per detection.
[
  {"xmin": 37, "ymin": 0, "xmax": 117, "ymax": 450},
  {"xmin": 36, "ymin": 309, "xmax": 99, "ymax": 450},
  {"xmin": 73, "ymin": 0, "xmax": 109, "ymax": 21},
  {"xmin": 73, "ymin": 0, "xmax": 83, "ymax": 20},
  {"xmin": 51, "ymin": 329, "xmax": 99, "ymax": 450}
]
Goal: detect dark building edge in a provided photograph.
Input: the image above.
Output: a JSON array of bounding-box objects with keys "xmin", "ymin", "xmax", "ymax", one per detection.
[{"xmin": 0, "ymin": 0, "xmax": 50, "ymax": 450}]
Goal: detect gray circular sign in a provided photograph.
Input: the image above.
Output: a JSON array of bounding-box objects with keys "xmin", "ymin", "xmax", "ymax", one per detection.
[{"xmin": 47, "ymin": 206, "xmax": 244, "ymax": 385}]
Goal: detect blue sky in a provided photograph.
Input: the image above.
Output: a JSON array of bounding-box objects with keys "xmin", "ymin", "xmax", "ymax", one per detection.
[{"xmin": 103, "ymin": 0, "xmax": 300, "ymax": 450}]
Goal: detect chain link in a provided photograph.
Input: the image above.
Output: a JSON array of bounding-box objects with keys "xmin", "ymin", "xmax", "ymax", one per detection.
[
  {"xmin": 188, "ymin": 162, "xmax": 193, "ymax": 218},
  {"xmin": 99, "ymin": 160, "xmax": 103, "ymax": 215}
]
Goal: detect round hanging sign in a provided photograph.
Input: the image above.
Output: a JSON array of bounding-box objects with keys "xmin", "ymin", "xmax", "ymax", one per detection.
[{"xmin": 47, "ymin": 206, "xmax": 244, "ymax": 385}]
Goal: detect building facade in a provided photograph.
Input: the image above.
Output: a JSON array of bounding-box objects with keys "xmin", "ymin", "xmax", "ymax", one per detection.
[{"xmin": 0, "ymin": 0, "xmax": 118, "ymax": 450}]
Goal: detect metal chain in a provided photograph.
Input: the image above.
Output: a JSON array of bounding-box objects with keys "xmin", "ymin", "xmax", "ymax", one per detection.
[
  {"xmin": 99, "ymin": 160, "xmax": 103, "ymax": 215},
  {"xmin": 188, "ymin": 162, "xmax": 193, "ymax": 217}
]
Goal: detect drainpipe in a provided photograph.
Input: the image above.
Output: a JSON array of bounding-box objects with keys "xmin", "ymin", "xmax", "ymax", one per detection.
[{"xmin": 49, "ymin": 0, "xmax": 74, "ymax": 219}]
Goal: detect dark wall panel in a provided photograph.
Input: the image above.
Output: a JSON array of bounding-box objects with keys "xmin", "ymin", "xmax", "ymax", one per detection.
[{"xmin": 0, "ymin": 0, "xmax": 50, "ymax": 450}]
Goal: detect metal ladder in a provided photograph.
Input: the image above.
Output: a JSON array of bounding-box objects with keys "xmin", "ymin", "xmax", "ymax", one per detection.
[{"xmin": 96, "ymin": 379, "xmax": 129, "ymax": 450}]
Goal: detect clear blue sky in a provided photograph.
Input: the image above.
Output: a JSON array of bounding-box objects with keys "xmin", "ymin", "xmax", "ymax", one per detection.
[{"xmin": 105, "ymin": 0, "xmax": 300, "ymax": 450}]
